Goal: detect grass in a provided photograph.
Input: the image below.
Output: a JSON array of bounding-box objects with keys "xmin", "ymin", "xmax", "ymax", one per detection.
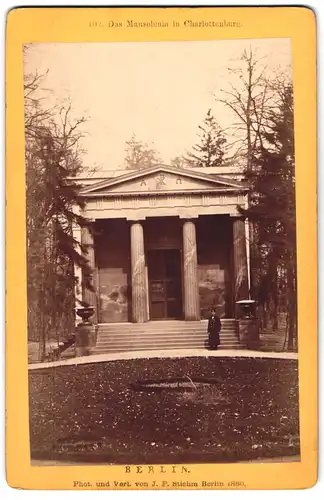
[{"xmin": 29, "ymin": 357, "xmax": 300, "ymax": 464}]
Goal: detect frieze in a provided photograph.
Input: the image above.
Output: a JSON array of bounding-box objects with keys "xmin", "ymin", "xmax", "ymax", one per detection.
[
  {"xmin": 96, "ymin": 198, "xmax": 105, "ymax": 209},
  {"xmin": 86, "ymin": 193, "xmax": 245, "ymax": 211},
  {"xmin": 202, "ymin": 195, "xmax": 209, "ymax": 206},
  {"xmin": 113, "ymin": 197, "xmax": 123, "ymax": 208},
  {"xmin": 149, "ymin": 197, "xmax": 158, "ymax": 207}
]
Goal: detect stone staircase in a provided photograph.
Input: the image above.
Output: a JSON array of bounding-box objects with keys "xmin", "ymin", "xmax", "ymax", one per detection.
[{"xmin": 93, "ymin": 319, "xmax": 241, "ymax": 354}]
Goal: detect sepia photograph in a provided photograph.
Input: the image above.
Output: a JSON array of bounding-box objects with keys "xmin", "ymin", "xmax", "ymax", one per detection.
[{"xmin": 24, "ymin": 38, "xmax": 299, "ymax": 467}]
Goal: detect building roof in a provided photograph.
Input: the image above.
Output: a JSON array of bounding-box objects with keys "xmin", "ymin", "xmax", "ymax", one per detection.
[{"xmin": 77, "ymin": 164, "xmax": 248, "ymax": 197}]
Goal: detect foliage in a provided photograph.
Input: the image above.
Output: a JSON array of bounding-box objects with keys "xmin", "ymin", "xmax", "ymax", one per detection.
[
  {"xmin": 25, "ymin": 69, "xmax": 92, "ymax": 360},
  {"xmin": 170, "ymin": 155, "xmax": 186, "ymax": 169},
  {"xmin": 216, "ymin": 48, "xmax": 296, "ymax": 349},
  {"xmin": 240, "ymin": 80, "xmax": 296, "ymax": 348},
  {"xmin": 124, "ymin": 133, "xmax": 161, "ymax": 169},
  {"xmin": 185, "ymin": 109, "xmax": 227, "ymax": 168},
  {"xmin": 216, "ymin": 48, "xmax": 272, "ymax": 167}
]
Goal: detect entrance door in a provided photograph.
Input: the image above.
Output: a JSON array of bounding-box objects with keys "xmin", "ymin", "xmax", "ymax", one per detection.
[{"xmin": 148, "ymin": 249, "xmax": 182, "ymax": 320}]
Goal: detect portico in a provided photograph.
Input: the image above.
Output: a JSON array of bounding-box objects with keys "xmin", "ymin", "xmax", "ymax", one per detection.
[{"xmin": 75, "ymin": 164, "xmax": 250, "ymax": 325}]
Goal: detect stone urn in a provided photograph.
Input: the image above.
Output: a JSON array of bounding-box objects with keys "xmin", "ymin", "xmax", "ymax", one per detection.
[
  {"xmin": 236, "ymin": 300, "xmax": 260, "ymax": 349},
  {"xmin": 75, "ymin": 306, "xmax": 97, "ymax": 357},
  {"xmin": 236, "ymin": 299, "xmax": 257, "ymax": 319},
  {"xmin": 76, "ymin": 306, "xmax": 95, "ymax": 324}
]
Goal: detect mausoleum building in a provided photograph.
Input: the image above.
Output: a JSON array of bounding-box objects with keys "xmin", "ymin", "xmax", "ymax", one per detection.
[{"xmin": 73, "ymin": 164, "xmax": 250, "ymax": 337}]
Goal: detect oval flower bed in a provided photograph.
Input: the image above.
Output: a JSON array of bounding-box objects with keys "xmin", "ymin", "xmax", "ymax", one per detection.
[{"xmin": 29, "ymin": 356, "xmax": 300, "ymax": 464}]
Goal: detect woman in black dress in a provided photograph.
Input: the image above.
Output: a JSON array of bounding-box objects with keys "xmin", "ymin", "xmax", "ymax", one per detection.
[{"xmin": 207, "ymin": 308, "xmax": 221, "ymax": 350}]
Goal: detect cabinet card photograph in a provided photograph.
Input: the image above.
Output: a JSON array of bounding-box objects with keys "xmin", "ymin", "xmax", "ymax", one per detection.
[{"xmin": 6, "ymin": 6, "xmax": 317, "ymax": 490}]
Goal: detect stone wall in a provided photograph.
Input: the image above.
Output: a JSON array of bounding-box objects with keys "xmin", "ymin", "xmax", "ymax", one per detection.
[
  {"xmin": 95, "ymin": 219, "xmax": 131, "ymax": 323},
  {"xmin": 196, "ymin": 216, "xmax": 233, "ymax": 318}
]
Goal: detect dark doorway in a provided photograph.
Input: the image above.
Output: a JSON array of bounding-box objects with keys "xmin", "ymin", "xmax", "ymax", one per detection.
[{"xmin": 147, "ymin": 249, "xmax": 182, "ymax": 320}]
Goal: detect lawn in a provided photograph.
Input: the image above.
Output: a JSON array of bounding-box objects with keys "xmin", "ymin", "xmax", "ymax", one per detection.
[{"xmin": 29, "ymin": 357, "xmax": 300, "ymax": 464}]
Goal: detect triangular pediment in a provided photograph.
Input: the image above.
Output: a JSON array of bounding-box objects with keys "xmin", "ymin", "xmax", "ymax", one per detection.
[{"xmin": 79, "ymin": 164, "xmax": 247, "ymax": 196}]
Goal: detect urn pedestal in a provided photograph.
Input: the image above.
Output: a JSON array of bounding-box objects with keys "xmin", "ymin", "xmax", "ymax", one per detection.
[
  {"xmin": 236, "ymin": 300, "xmax": 260, "ymax": 349},
  {"xmin": 238, "ymin": 318, "xmax": 260, "ymax": 349},
  {"xmin": 75, "ymin": 323, "xmax": 97, "ymax": 357}
]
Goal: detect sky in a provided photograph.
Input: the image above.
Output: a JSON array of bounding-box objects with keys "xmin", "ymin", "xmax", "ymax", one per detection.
[{"xmin": 24, "ymin": 39, "xmax": 292, "ymax": 171}]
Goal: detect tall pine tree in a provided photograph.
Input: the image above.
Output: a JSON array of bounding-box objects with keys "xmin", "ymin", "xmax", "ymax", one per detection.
[
  {"xmin": 185, "ymin": 109, "xmax": 227, "ymax": 168},
  {"xmin": 241, "ymin": 81, "xmax": 296, "ymax": 349},
  {"xmin": 25, "ymin": 69, "xmax": 93, "ymax": 361},
  {"xmin": 124, "ymin": 133, "xmax": 161, "ymax": 169}
]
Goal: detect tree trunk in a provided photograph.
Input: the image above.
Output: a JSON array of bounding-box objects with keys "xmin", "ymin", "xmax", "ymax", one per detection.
[
  {"xmin": 39, "ymin": 284, "xmax": 46, "ymax": 361},
  {"xmin": 287, "ymin": 261, "xmax": 296, "ymax": 351}
]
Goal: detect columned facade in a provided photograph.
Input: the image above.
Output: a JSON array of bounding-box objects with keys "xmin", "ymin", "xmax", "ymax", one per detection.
[
  {"xmin": 182, "ymin": 219, "xmax": 200, "ymax": 320},
  {"xmin": 130, "ymin": 220, "xmax": 148, "ymax": 323},
  {"xmin": 75, "ymin": 164, "xmax": 250, "ymax": 325}
]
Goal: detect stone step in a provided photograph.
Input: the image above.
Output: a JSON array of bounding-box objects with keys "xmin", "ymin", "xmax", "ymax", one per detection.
[
  {"xmin": 97, "ymin": 326, "xmax": 237, "ymax": 333},
  {"xmin": 94, "ymin": 319, "xmax": 241, "ymax": 354},
  {"xmin": 93, "ymin": 344, "xmax": 243, "ymax": 354},
  {"xmin": 96, "ymin": 338, "xmax": 240, "ymax": 349},
  {"xmin": 97, "ymin": 320, "xmax": 237, "ymax": 330},
  {"xmin": 97, "ymin": 330, "xmax": 238, "ymax": 338},
  {"xmin": 97, "ymin": 329, "xmax": 237, "ymax": 336},
  {"xmin": 96, "ymin": 337, "xmax": 240, "ymax": 349},
  {"xmin": 97, "ymin": 335, "xmax": 238, "ymax": 341},
  {"xmin": 95, "ymin": 339, "xmax": 241, "ymax": 349},
  {"xmin": 217, "ymin": 345, "xmax": 242, "ymax": 350},
  {"xmin": 96, "ymin": 334, "xmax": 240, "ymax": 343},
  {"xmin": 97, "ymin": 331, "xmax": 238, "ymax": 339},
  {"xmin": 99, "ymin": 319, "xmax": 236, "ymax": 324},
  {"xmin": 97, "ymin": 341, "xmax": 239, "ymax": 349},
  {"xmin": 98, "ymin": 318, "xmax": 236, "ymax": 323},
  {"xmin": 97, "ymin": 322, "xmax": 236, "ymax": 327}
]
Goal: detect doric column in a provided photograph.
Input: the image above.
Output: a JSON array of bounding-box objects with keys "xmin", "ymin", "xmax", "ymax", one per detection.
[
  {"xmin": 130, "ymin": 221, "xmax": 148, "ymax": 323},
  {"xmin": 182, "ymin": 219, "xmax": 200, "ymax": 320},
  {"xmin": 232, "ymin": 217, "xmax": 249, "ymax": 304},
  {"xmin": 81, "ymin": 224, "xmax": 98, "ymax": 323},
  {"xmin": 72, "ymin": 222, "xmax": 82, "ymax": 318}
]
